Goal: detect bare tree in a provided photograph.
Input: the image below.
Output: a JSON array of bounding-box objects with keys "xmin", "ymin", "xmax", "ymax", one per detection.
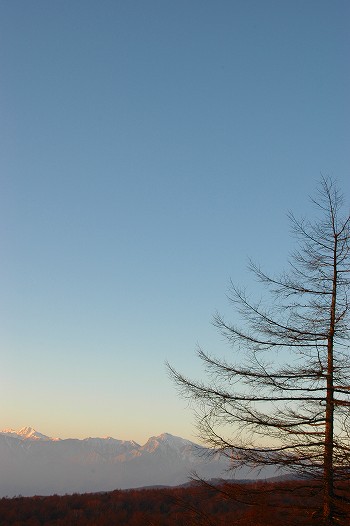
[{"xmin": 168, "ymin": 178, "xmax": 350, "ymax": 526}]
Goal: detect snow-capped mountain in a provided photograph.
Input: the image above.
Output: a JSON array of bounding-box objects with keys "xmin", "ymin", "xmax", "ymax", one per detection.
[
  {"xmin": 0, "ymin": 427, "xmax": 277, "ymax": 497},
  {"xmin": 1, "ymin": 426, "xmax": 58, "ymax": 441}
]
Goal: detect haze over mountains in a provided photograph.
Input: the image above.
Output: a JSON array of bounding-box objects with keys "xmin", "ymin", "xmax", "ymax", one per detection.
[
  {"xmin": 0, "ymin": 427, "xmax": 277, "ymax": 497},
  {"xmin": 0, "ymin": 427, "xmax": 226, "ymax": 497}
]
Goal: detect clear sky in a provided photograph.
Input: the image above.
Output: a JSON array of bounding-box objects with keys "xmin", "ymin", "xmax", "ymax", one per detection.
[{"xmin": 1, "ymin": 1, "xmax": 349, "ymax": 444}]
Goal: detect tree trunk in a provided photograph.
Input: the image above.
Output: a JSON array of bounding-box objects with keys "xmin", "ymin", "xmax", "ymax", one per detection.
[{"xmin": 323, "ymin": 235, "xmax": 337, "ymax": 526}]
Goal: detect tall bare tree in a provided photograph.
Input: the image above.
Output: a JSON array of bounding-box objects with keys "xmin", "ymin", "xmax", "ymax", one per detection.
[{"xmin": 168, "ymin": 178, "xmax": 350, "ymax": 525}]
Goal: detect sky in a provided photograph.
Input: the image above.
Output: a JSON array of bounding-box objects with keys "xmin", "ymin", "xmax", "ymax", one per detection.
[{"xmin": 0, "ymin": 0, "xmax": 349, "ymax": 445}]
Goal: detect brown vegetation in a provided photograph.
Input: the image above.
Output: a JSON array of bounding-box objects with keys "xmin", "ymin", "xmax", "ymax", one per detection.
[{"xmin": 0, "ymin": 479, "xmax": 348, "ymax": 526}]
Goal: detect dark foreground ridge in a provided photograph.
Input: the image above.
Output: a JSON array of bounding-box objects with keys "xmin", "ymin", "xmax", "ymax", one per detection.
[{"xmin": 1, "ymin": 479, "xmax": 349, "ymax": 526}]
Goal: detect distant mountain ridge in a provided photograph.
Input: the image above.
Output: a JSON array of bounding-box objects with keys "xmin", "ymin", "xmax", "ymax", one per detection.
[
  {"xmin": 0, "ymin": 427, "xmax": 278, "ymax": 497},
  {"xmin": 1, "ymin": 426, "xmax": 59, "ymax": 441}
]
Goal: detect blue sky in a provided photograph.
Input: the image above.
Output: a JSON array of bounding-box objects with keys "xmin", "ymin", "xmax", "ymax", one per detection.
[{"xmin": 1, "ymin": 1, "xmax": 349, "ymax": 444}]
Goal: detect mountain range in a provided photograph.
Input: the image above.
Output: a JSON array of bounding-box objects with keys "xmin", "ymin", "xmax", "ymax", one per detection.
[{"xmin": 0, "ymin": 427, "xmax": 277, "ymax": 497}]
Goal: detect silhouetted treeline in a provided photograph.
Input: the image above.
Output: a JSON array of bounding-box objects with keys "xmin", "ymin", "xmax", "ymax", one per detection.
[{"xmin": 0, "ymin": 480, "xmax": 349, "ymax": 525}]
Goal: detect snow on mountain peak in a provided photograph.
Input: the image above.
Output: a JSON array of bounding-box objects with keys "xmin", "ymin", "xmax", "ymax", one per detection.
[
  {"xmin": 0, "ymin": 427, "xmax": 240, "ymax": 497},
  {"xmin": 18, "ymin": 426, "xmax": 37, "ymax": 437},
  {"xmin": 141, "ymin": 432, "xmax": 198, "ymax": 454},
  {"xmin": 0, "ymin": 427, "xmax": 58, "ymax": 441},
  {"xmin": 0, "ymin": 428, "xmax": 193, "ymax": 450}
]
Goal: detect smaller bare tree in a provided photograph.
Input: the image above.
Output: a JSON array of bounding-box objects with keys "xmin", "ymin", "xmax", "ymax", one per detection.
[{"xmin": 168, "ymin": 178, "xmax": 350, "ymax": 526}]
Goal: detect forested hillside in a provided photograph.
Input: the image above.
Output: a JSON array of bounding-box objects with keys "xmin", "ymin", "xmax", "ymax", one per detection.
[{"xmin": 0, "ymin": 480, "xmax": 349, "ymax": 525}]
